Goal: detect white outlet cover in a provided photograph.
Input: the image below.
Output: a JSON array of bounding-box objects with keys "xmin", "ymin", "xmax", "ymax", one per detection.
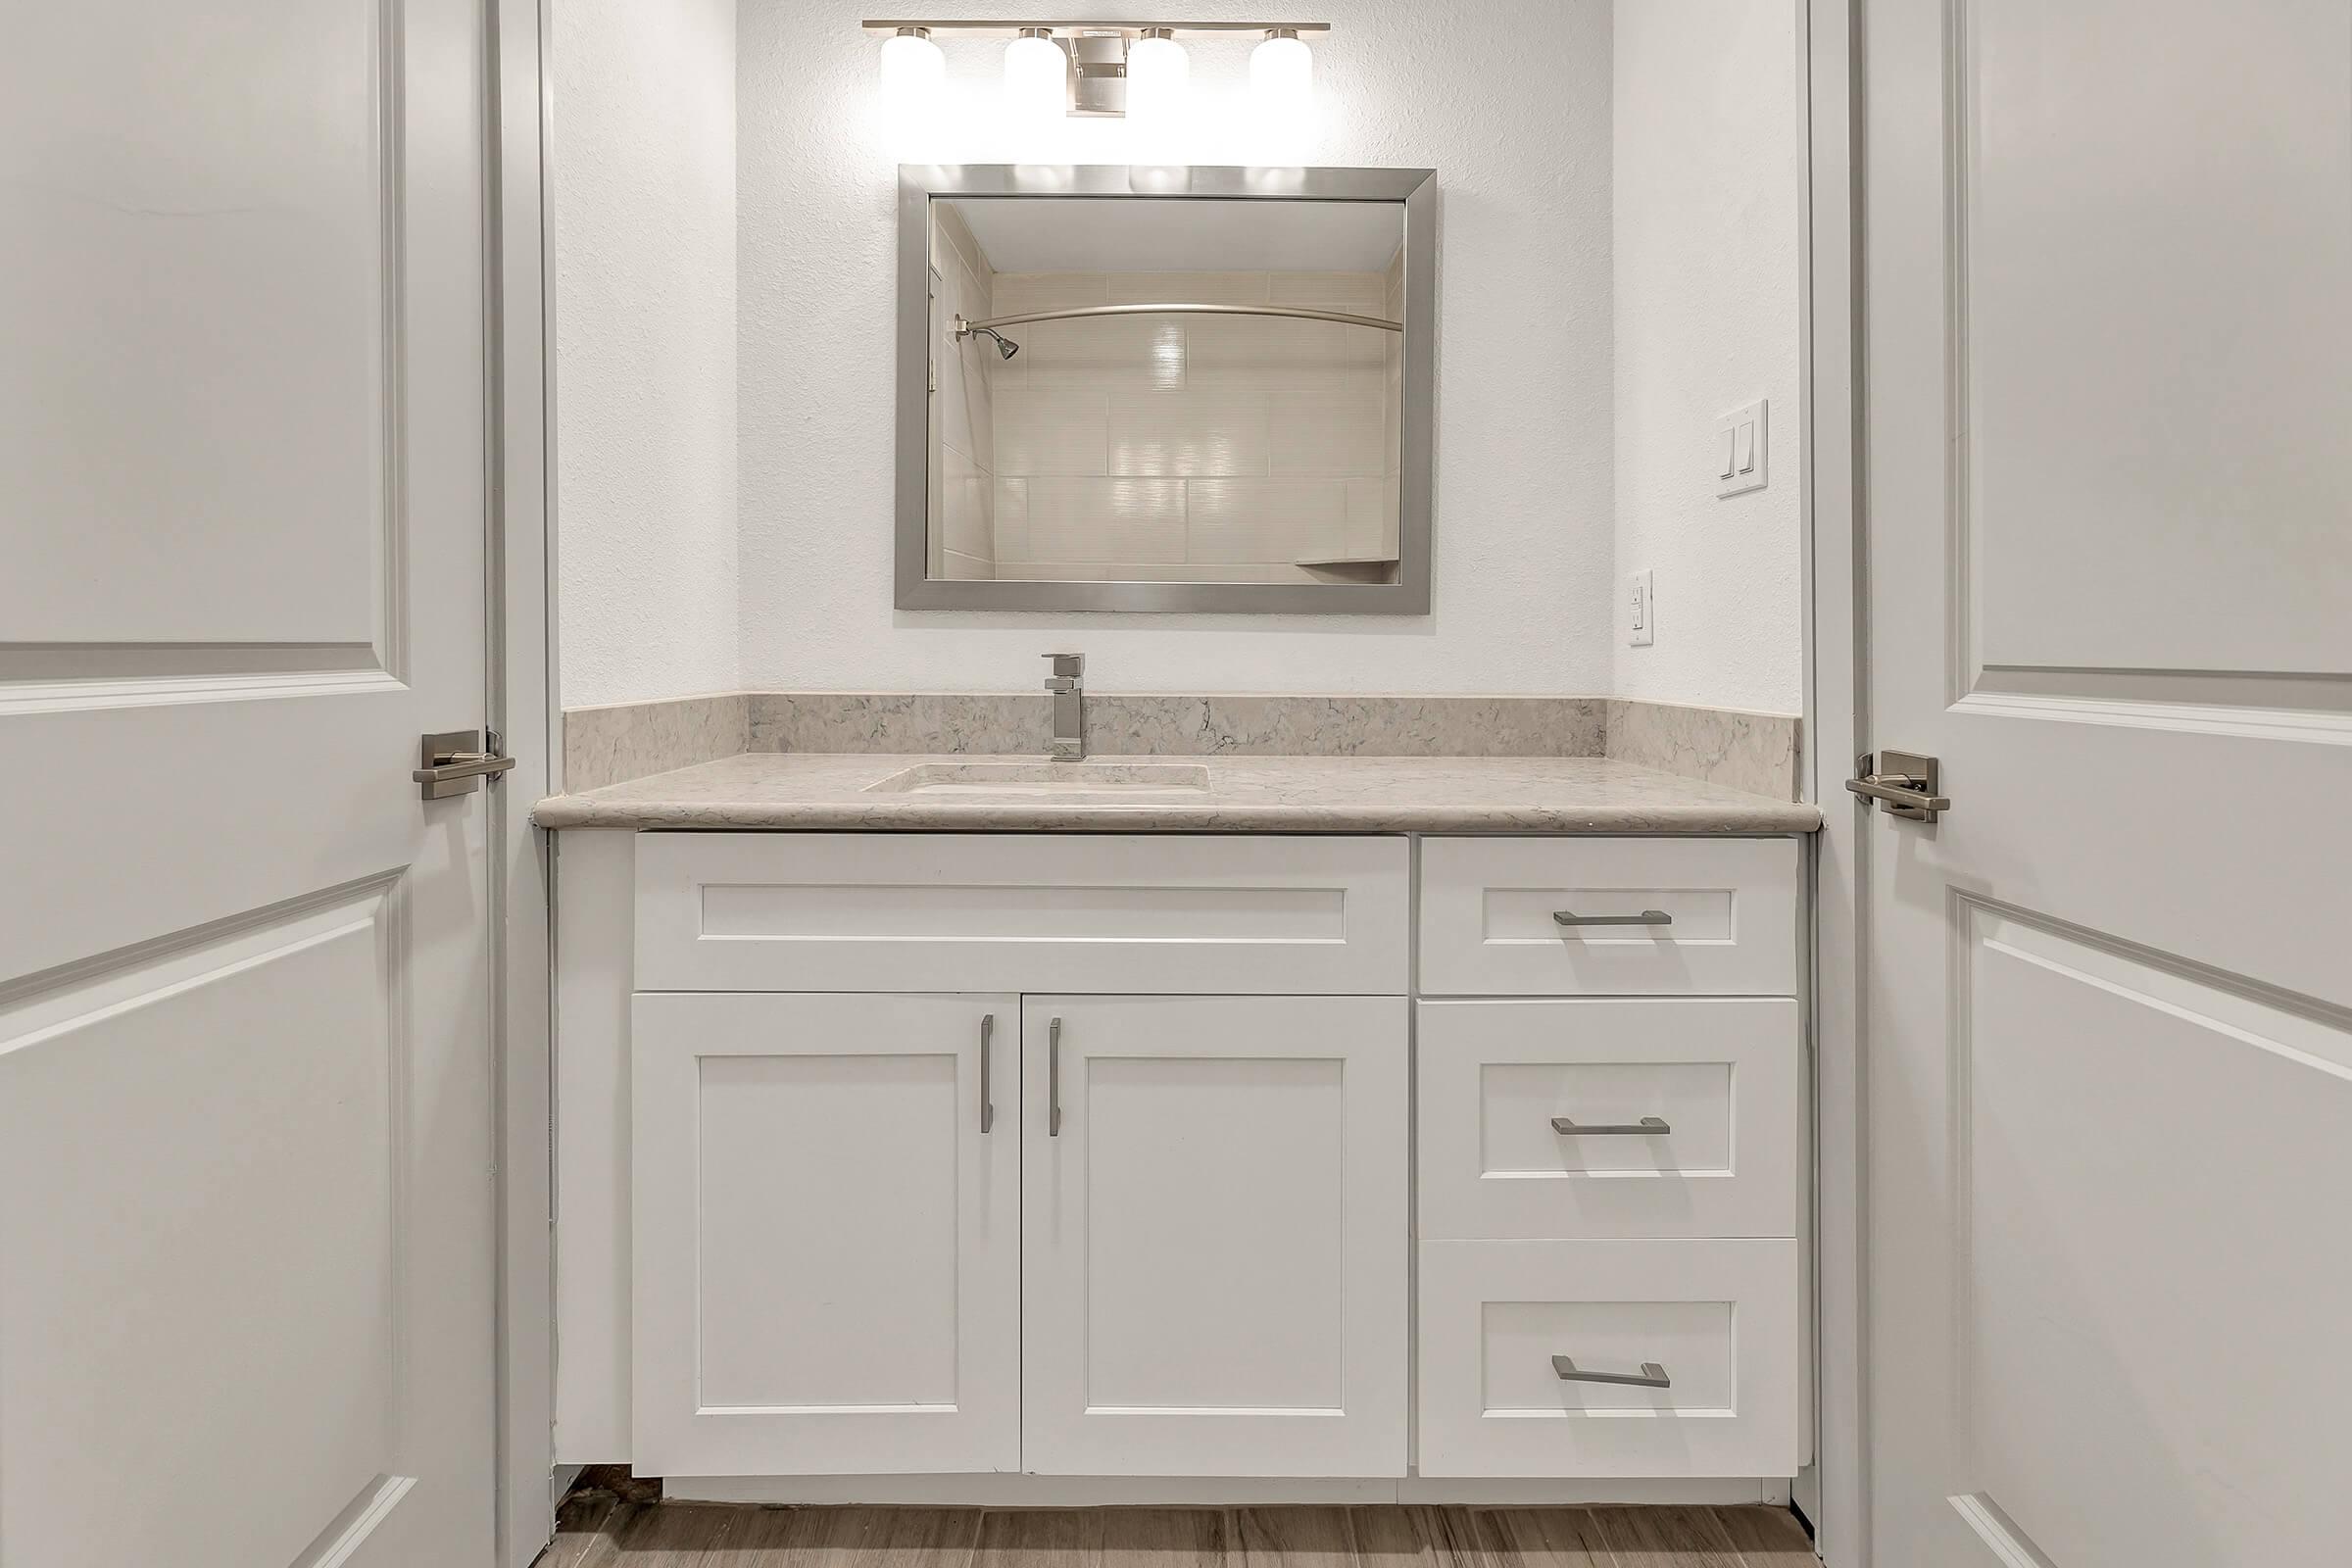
[
  {"xmin": 1627, "ymin": 568, "xmax": 1654, "ymax": 647},
  {"xmin": 1717, "ymin": 398, "xmax": 1769, "ymax": 499}
]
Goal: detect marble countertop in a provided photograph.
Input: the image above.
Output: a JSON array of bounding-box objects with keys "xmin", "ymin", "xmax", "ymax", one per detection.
[{"xmin": 533, "ymin": 753, "xmax": 1823, "ymax": 834}]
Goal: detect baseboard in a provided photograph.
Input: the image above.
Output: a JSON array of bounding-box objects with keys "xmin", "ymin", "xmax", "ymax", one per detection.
[{"xmin": 660, "ymin": 1475, "xmax": 1784, "ymax": 1507}]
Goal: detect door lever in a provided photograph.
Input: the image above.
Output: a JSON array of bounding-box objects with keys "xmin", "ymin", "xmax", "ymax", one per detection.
[
  {"xmin": 1846, "ymin": 750, "xmax": 1950, "ymax": 821},
  {"xmin": 415, "ymin": 729, "xmax": 516, "ymax": 800}
]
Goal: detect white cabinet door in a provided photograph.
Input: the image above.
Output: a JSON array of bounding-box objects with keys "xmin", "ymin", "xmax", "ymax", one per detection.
[
  {"xmin": 631, "ymin": 993, "xmax": 1020, "ymax": 1477},
  {"xmin": 1020, "ymin": 996, "xmax": 1408, "ymax": 1477}
]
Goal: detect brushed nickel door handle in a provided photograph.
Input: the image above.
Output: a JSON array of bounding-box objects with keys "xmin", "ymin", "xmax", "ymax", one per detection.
[
  {"xmin": 1846, "ymin": 749, "xmax": 1951, "ymax": 820},
  {"xmin": 1552, "ymin": 1355, "xmax": 1672, "ymax": 1389},
  {"xmin": 413, "ymin": 728, "xmax": 516, "ymax": 800}
]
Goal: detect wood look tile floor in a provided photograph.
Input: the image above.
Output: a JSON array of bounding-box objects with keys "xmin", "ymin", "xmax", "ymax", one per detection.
[{"xmin": 538, "ymin": 1496, "xmax": 1815, "ymax": 1568}]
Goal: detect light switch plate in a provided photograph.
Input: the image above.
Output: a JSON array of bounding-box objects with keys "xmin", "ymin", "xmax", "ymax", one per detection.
[
  {"xmin": 1717, "ymin": 398, "xmax": 1769, "ymax": 498},
  {"xmin": 1627, "ymin": 568, "xmax": 1654, "ymax": 647}
]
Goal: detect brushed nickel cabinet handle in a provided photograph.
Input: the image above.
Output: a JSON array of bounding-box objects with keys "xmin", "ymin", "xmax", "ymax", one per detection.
[
  {"xmin": 978, "ymin": 1013, "xmax": 995, "ymax": 1134},
  {"xmin": 1048, "ymin": 1015, "xmax": 1062, "ymax": 1137},
  {"xmin": 1553, "ymin": 908, "xmax": 1673, "ymax": 928},
  {"xmin": 1551, "ymin": 1114, "xmax": 1672, "ymax": 1136},
  {"xmin": 1552, "ymin": 1355, "xmax": 1672, "ymax": 1389}
]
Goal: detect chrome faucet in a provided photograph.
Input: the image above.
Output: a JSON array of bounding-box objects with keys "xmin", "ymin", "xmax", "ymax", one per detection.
[{"xmin": 1043, "ymin": 652, "xmax": 1085, "ymax": 760}]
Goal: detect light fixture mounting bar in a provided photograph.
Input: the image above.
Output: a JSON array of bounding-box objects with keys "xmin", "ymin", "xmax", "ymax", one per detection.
[{"xmin": 859, "ymin": 19, "xmax": 1331, "ymax": 36}]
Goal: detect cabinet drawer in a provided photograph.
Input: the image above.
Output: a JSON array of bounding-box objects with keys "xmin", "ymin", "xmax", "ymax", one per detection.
[
  {"xmin": 1418, "ymin": 999, "xmax": 1800, "ymax": 1240},
  {"xmin": 635, "ymin": 834, "xmax": 1409, "ymax": 995},
  {"xmin": 1418, "ymin": 838, "xmax": 1800, "ymax": 996},
  {"xmin": 1417, "ymin": 1239, "xmax": 1800, "ymax": 1478}
]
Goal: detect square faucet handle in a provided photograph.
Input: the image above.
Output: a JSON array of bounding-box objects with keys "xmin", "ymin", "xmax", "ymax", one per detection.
[{"xmin": 1042, "ymin": 653, "xmax": 1084, "ymax": 679}]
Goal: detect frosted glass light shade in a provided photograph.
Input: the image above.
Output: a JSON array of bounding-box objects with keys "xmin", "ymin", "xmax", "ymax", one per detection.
[
  {"xmin": 1125, "ymin": 35, "xmax": 1190, "ymax": 130},
  {"xmin": 1250, "ymin": 31, "xmax": 1313, "ymax": 132},
  {"xmin": 1004, "ymin": 32, "xmax": 1066, "ymax": 125},
  {"xmin": 878, "ymin": 30, "xmax": 945, "ymax": 119}
]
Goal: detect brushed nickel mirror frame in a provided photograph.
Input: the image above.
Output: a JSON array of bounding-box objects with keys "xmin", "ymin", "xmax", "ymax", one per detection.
[{"xmin": 896, "ymin": 164, "xmax": 1438, "ymax": 613}]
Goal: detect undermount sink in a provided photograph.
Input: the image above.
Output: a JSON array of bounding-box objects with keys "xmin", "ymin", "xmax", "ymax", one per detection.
[{"xmin": 863, "ymin": 760, "xmax": 1213, "ymax": 799}]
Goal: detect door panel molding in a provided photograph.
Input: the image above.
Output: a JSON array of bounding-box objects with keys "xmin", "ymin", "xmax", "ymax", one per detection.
[
  {"xmin": 0, "ymin": 867, "xmax": 404, "ymax": 1012},
  {"xmin": 1944, "ymin": 1494, "xmax": 2058, "ymax": 1568},
  {"xmin": 1954, "ymin": 671, "xmax": 2352, "ymax": 745},
  {"xmin": 0, "ymin": 876, "xmax": 418, "ymax": 1564},
  {"xmin": 1940, "ymin": 0, "xmax": 2352, "ymax": 731},
  {"xmin": 0, "ymin": 0, "xmax": 410, "ymax": 708},
  {"xmin": 297, "ymin": 1474, "xmax": 419, "ymax": 1568},
  {"xmin": 1946, "ymin": 892, "xmax": 2352, "ymax": 1565}
]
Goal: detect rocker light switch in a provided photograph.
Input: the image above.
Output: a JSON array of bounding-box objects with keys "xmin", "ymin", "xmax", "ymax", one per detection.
[{"xmin": 1717, "ymin": 399, "xmax": 1769, "ymax": 498}]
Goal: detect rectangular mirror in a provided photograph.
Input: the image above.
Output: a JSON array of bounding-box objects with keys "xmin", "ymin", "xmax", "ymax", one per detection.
[{"xmin": 897, "ymin": 166, "xmax": 1436, "ymax": 613}]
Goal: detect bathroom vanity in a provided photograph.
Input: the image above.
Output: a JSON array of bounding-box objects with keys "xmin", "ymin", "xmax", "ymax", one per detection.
[{"xmin": 542, "ymin": 753, "xmax": 1817, "ymax": 1503}]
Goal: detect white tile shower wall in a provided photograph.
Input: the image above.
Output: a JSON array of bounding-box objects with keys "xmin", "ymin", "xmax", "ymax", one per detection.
[
  {"xmin": 984, "ymin": 269, "xmax": 1398, "ymax": 584},
  {"xmin": 1375, "ymin": 246, "xmax": 1405, "ymax": 560},
  {"xmin": 931, "ymin": 205, "xmax": 996, "ymax": 580},
  {"xmin": 735, "ymin": 0, "xmax": 1616, "ymax": 695}
]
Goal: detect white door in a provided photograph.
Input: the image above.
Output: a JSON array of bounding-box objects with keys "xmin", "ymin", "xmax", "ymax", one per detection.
[
  {"xmin": 1021, "ymin": 995, "xmax": 1408, "ymax": 1477},
  {"xmin": 1855, "ymin": 4, "xmax": 2352, "ymax": 1565},
  {"xmin": 630, "ymin": 993, "xmax": 1021, "ymax": 1477},
  {"xmin": 0, "ymin": 3, "xmax": 503, "ymax": 1565}
]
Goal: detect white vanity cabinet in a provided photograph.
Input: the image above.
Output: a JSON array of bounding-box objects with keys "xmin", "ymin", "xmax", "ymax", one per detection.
[
  {"xmin": 599, "ymin": 833, "xmax": 1413, "ymax": 1483},
  {"xmin": 557, "ymin": 827, "xmax": 1807, "ymax": 1497}
]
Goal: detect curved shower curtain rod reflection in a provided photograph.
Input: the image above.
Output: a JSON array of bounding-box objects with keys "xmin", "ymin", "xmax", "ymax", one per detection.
[{"xmin": 952, "ymin": 299, "xmax": 1404, "ymax": 361}]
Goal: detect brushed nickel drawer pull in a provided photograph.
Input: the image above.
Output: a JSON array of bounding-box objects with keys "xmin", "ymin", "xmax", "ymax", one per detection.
[
  {"xmin": 1552, "ymin": 1355, "xmax": 1672, "ymax": 1389},
  {"xmin": 1550, "ymin": 1114, "xmax": 1672, "ymax": 1136},
  {"xmin": 1552, "ymin": 908, "xmax": 1672, "ymax": 927},
  {"xmin": 978, "ymin": 1013, "xmax": 995, "ymax": 1134}
]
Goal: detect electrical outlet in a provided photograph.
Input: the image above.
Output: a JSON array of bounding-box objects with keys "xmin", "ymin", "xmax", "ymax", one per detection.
[{"xmin": 1627, "ymin": 568, "xmax": 1655, "ymax": 647}]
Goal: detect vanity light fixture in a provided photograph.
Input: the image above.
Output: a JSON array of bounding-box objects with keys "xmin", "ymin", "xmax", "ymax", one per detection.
[
  {"xmin": 1003, "ymin": 26, "xmax": 1067, "ymax": 125},
  {"xmin": 876, "ymin": 25, "xmax": 946, "ymax": 119},
  {"xmin": 861, "ymin": 21, "xmax": 1325, "ymax": 122},
  {"xmin": 1250, "ymin": 26, "xmax": 1314, "ymax": 134},
  {"xmin": 1124, "ymin": 27, "xmax": 1190, "ymax": 131}
]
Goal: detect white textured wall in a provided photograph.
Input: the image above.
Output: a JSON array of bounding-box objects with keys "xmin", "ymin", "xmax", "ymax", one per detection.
[
  {"xmin": 1610, "ymin": 1, "xmax": 1803, "ymax": 714},
  {"xmin": 553, "ymin": 0, "xmax": 739, "ymax": 708},
  {"xmin": 737, "ymin": 0, "xmax": 1615, "ymax": 694}
]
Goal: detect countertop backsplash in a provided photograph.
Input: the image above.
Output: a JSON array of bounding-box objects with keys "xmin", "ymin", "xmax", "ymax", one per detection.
[{"xmin": 561, "ymin": 691, "xmax": 1801, "ymax": 802}]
